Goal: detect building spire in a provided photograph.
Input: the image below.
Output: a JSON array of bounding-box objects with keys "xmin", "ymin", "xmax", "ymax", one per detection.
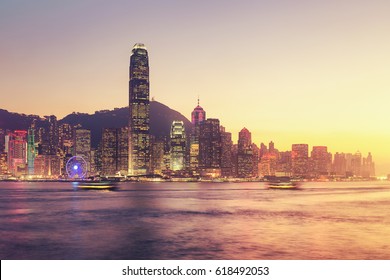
[{"xmin": 197, "ymin": 95, "xmax": 200, "ymax": 106}]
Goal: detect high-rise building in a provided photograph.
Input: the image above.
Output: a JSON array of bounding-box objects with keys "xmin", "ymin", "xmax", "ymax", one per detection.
[
  {"xmin": 150, "ymin": 136, "xmax": 165, "ymax": 175},
  {"xmin": 291, "ymin": 144, "xmax": 309, "ymax": 177},
  {"xmin": 311, "ymin": 146, "xmax": 331, "ymax": 177},
  {"xmin": 351, "ymin": 151, "xmax": 362, "ymax": 177},
  {"xmin": 362, "ymin": 152, "xmax": 375, "ymax": 178},
  {"xmin": 128, "ymin": 43, "xmax": 150, "ymax": 176},
  {"xmin": 0, "ymin": 152, "xmax": 8, "ymax": 175},
  {"xmin": 237, "ymin": 128, "xmax": 254, "ymax": 178},
  {"xmin": 7, "ymin": 130, "xmax": 27, "ymax": 177},
  {"xmin": 189, "ymin": 99, "xmax": 206, "ymax": 174},
  {"xmin": 101, "ymin": 127, "xmax": 129, "ymax": 176},
  {"xmin": 333, "ymin": 152, "xmax": 346, "ymax": 176},
  {"xmin": 259, "ymin": 151, "xmax": 277, "ymax": 177},
  {"xmin": 220, "ymin": 126, "xmax": 233, "ymax": 177},
  {"xmin": 58, "ymin": 123, "xmax": 74, "ymax": 155},
  {"xmin": 275, "ymin": 151, "xmax": 292, "ymax": 176},
  {"xmin": 75, "ymin": 129, "xmax": 91, "ymax": 173},
  {"xmin": 170, "ymin": 121, "xmax": 186, "ymax": 171},
  {"xmin": 32, "ymin": 116, "xmax": 59, "ymax": 156},
  {"xmin": 27, "ymin": 128, "xmax": 36, "ymax": 175},
  {"xmin": 199, "ymin": 118, "xmax": 221, "ymax": 177},
  {"xmin": 0, "ymin": 128, "xmax": 6, "ymax": 152}
]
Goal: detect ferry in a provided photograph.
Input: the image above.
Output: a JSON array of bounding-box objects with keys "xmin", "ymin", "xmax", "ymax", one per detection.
[
  {"xmin": 266, "ymin": 177, "xmax": 300, "ymax": 190},
  {"xmin": 75, "ymin": 177, "xmax": 119, "ymax": 190}
]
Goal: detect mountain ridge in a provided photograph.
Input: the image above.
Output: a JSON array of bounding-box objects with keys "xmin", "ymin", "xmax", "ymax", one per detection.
[{"xmin": 0, "ymin": 101, "xmax": 192, "ymax": 148}]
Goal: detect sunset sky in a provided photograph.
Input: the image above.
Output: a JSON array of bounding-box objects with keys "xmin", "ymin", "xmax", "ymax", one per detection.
[{"xmin": 1, "ymin": 0, "xmax": 390, "ymax": 175}]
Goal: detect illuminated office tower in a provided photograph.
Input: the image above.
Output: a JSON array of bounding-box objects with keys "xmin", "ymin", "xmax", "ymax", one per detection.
[
  {"xmin": 101, "ymin": 128, "xmax": 128, "ymax": 176},
  {"xmin": 7, "ymin": 130, "xmax": 27, "ymax": 177},
  {"xmin": 170, "ymin": 121, "xmax": 186, "ymax": 171},
  {"xmin": 0, "ymin": 128, "xmax": 5, "ymax": 152},
  {"xmin": 189, "ymin": 99, "xmax": 206, "ymax": 174},
  {"xmin": 0, "ymin": 152, "xmax": 7, "ymax": 175},
  {"xmin": 275, "ymin": 151, "xmax": 292, "ymax": 176},
  {"xmin": 58, "ymin": 123, "xmax": 74, "ymax": 155},
  {"xmin": 311, "ymin": 146, "xmax": 331, "ymax": 177},
  {"xmin": 0, "ymin": 129, "xmax": 7, "ymax": 175},
  {"xmin": 128, "ymin": 43, "xmax": 150, "ymax": 175},
  {"xmin": 27, "ymin": 128, "xmax": 36, "ymax": 175},
  {"xmin": 291, "ymin": 144, "xmax": 309, "ymax": 177},
  {"xmin": 150, "ymin": 136, "xmax": 165, "ymax": 175},
  {"xmin": 220, "ymin": 126, "xmax": 233, "ymax": 177},
  {"xmin": 39, "ymin": 115, "xmax": 59, "ymax": 155},
  {"xmin": 259, "ymin": 152, "xmax": 277, "ymax": 177},
  {"xmin": 75, "ymin": 129, "xmax": 91, "ymax": 173},
  {"xmin": 199, "ymin": 118, "xmax": 221, "ymax": 177},
  {"xmin": 333, "ymin": 152, "xmax": 346, "ymax": 176},
  {"xmin": 237, "ymin": 128, "xmax": 254, "ymax": 178}
]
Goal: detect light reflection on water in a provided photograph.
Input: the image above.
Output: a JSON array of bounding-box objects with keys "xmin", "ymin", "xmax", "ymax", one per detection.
[{"xmin": 1, "ymin": 181, "xmax": 390, "ymax": 259}]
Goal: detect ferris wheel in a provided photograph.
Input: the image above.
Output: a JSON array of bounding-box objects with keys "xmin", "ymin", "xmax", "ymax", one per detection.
[{"xmin": 66, "ymin": 156, "xmax": 88, "ymax": 179}]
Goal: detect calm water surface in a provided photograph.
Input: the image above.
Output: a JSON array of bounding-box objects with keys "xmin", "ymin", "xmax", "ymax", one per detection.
[{"xmin": 1, "ymin": 181, "xmax": 390, "ymax": 259}]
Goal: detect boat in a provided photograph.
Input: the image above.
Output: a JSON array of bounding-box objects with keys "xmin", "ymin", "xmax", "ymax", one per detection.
[
  {"xmin": 75, "ymin": 179, "xmax": 118, "ymax": 190},
  {"xmin": 266, "ymin": 177, "xmax": 300, "ymax": 190}
]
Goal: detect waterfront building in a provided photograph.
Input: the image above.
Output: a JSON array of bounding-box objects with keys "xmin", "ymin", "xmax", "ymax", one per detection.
[
  {"xmin": 128, "ymin": 43, "xmax": 150, "ymax": 176},
  {"xmin": 199, "ymin": 118, "xmax": 221, "ymax": 177},
  {"xmin": 259, "ymin": 151, "xmax": 277, "ymax": 177},
  {"xmin": 311, "ymin": 146, "xmax": 332, "ymax": 177},
  {"xmin": 220, "ymin": 126, "xmax": 233, "ymax": 177},
  {"xmin": 0, "ymin": 128, "xmax": 6, "ymax": 152},
  {"xmin": 6, "ymin": 130, "xmax": 27, "ymax": 177},
  {"xmin": 259, "ymin": 142, "xmax": 268, "ymax": 159},
  {"xmin": 237, "ymin": 128, "xmax": 254, "ymax": 178},
  {"xmin": 275, "ymin": 151, "xmax": 292, "ymax": 177},
  {"xmin": 189, "ymin": 99, "xmax": 206, "ymax": 174},
  {"xmin": 362, "ymin": 152, "xmax": 375, "ymax": 178},
  {"xmin": 150, "ymin": 136, "xmax": 165, "ymax": 175},
  {"xmin": 170, "ymin": 121, "xmax": 186, "ymax": 171},
  {"xmin": 351, "ymin": 151, "xmax": 362, "ymax": 177},
  {"xmin": 291, "ymin": 144, "xmax": 309, "ymax": 177},
  {"xmin": 252, "ymin": 143, "xmax": 260, "ymax": 177},
  {"xmin": 101, "ymin": 127, "xmax": 128, "ymax": 176},
  {"xmin": 75, "ymin": 128, "xmax": 91, "ymax": 173},
  {"xmin": 31, "ymin": 116, "xmax": 59, "ymax": 157},
  {"xmin": 0, "ymin": 152, "xmax": 8, "ymax": 175},
  {"xmin": 27, "ymin": 128, "xmax": 36, "ymax": 175},
  {"xmin": 333, "ymin": 152, "xmax": 346, "ymax": 176},
  {"xmin": 58, "ymin": 123, "xmax": 74, "ymax": 155}
]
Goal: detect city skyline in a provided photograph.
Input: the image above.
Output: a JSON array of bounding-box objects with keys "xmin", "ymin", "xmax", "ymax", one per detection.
[{"xmin": 1, "ymin": 0, "xmax": 390, "ymax": 174}]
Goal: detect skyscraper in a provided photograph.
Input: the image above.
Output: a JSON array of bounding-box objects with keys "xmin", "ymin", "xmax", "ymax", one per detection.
[
  {"xmin": 311, "ymin": 146, "xmax": 331, "ymax": 177},
  {"xmin": 27, "ymin": 128, "xmax": 36, "ymax": 175},
  {"xmin": 75, "ymin": 128, "xmax": 91, "ymax": 174},
  {"xmin": 220, "ymin": 126, "xmax": 233, "ymax": 177},
  {"xmin": 170, "ymin": 121, "xmax": 186, "ymax": 171},
  {"xmin": 102, "ymin": 127, "xmax": 128, "ymax": 176},
  {"xmin": 189, "ymin": 99, "xmax": 206, "ymax": 174},
  {"xmin": 128, "ymin": 43, "xmax": 150, "ymax": 175},
  {"xmin": 7, "ymin": 130, "xmax": 27, "ymax": 176},
  {"xmin": 199, "ymin": 118, "xmax": 221, "ymax": 177},
  {"xmin": 237, "ymin": 128, "xmax": 254, "ymax": 178},
  {"xmin": 291, "ymin": 144, "xmax": 309, "ymax": 177}
]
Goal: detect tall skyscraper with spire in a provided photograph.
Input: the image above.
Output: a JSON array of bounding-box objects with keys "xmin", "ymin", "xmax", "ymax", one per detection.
[
  {"xmin": 189, "ymin": 98, "xmax": 206, "ymax": 174},
  {"xmin": 128, "ymin": 43, "xmax": 150, "ymax": 175}
]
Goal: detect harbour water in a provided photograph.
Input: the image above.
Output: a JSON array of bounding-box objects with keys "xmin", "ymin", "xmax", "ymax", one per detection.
[{"xmin": 1, "ymin": 181, "xmax": 390, "ymax": 260}]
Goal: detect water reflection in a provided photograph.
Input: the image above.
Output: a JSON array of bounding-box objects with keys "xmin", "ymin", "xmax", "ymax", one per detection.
[{"xmin": 0, "ymin": 181, "xmax": 390, "ymax": 259}]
